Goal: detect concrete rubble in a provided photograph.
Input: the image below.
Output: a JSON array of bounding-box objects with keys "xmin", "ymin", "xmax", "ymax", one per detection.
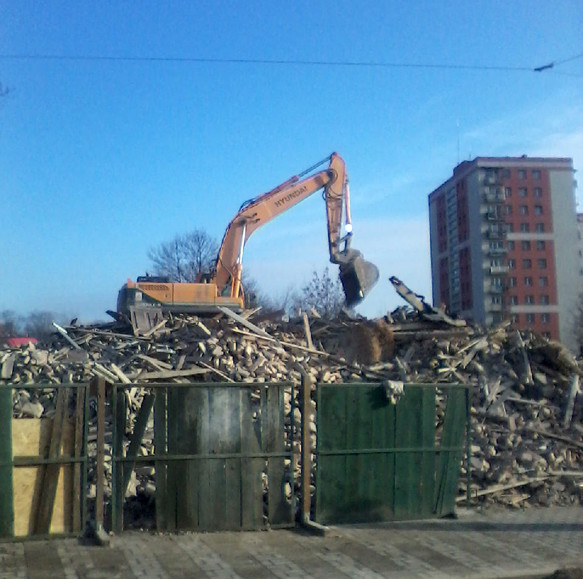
[{"xmin": 1, "ymin": 303, "xmax": 582, "ymax": 524}]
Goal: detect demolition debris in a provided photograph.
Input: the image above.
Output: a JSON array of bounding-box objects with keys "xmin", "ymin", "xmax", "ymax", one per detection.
[{"xmin": 1, "ymin": 300, "xmax": 582, "ymax": 516}]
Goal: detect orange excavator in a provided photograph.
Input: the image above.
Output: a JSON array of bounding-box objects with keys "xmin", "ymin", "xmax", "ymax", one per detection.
[{"xmin": 117, "ymin": 153, "xmax": 379, "ymax": 322}]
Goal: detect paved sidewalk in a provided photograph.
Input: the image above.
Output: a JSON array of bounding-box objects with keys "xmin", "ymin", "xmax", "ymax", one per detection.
[{"xmin": 1, "ymin": 507, "xmax": 582, "ymax": 578}]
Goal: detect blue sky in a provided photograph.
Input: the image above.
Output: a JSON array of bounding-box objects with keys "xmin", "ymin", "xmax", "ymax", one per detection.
[{"xmin": 1, "ymin": 1, "xmax": 582, "ymax": 322}]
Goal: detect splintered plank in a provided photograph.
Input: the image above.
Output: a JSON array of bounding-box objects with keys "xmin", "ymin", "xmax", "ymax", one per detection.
[{"xmin": 122, "ymin": 395, "xmax": 155, "ymax": 495}]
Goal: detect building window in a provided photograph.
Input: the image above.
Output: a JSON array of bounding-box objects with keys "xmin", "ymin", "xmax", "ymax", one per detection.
[
  {"xmin": 506, "ymin": 223, "xmax": 514, "ymax": 233},
  {"xmin": 526, "ymin": 313, "xmax": 535, "ymax": 323},
  {"xmin": 524, "ymin": 276, "xmax": 533, "ymax": 286},
  {"xmin": 509, "ymin": 295, "xmax": 518, "ymax": 305},
  {"xmin": 504, "ymin": 205, "xmax": 513, "ymax": 215},
  {"xmin": 539, "ymin": 276, "xmax": 548, "ymax": 287},
  {"xmin": 522, "ymin": 259, "xmax": 532, "ymax": 269},
  {"xmin": 519, "ymin": 205, "xmax": 529, "ymax": 215},
  {"xmin": 502, "ymin": 168, "xmax": 511, "ymax": 179},
  {"xmin": 541, "ymin": 313, "xmax": 550, "ymax": 323},
  {"xmin": 511, "ymin": 314, "xmax": 520, "ymax": 324},
  {"xmin": 521, "ymin": 240, "xmax": 531, "ymax": 251},
  {"xmin": 508, "ymin": 259, "xmax": 516, "ymax": 269},
  {"xmin": 507, "ymin": 240, "xmax": 515, "ymax": 250},
  {"xmin": 491, "ymin": 296, "xmax": 502, "ymax": 304},
  {"xmin": 520, "ymin": 223, "xmax": 530, "ymax": 232},
  {"xmin": 508, "ymin": 277, "xmax": 517, "ymax": 287},
  {"xmin": 518, "ymin": 169, "xmax": 527, "ymax": 179},
  {"xmin": 505, "ymin": 187, "xmax": 511, "ymax": 198},
  {"xmin": 542, "ymin": 332, "xmax": 551, "ymax": 339},
  {"xmin": 534, "ymin": 205, "xmax": 543, "ymax": 215},
  {"xmin": 534, "ymin": 187, "xmax": 542, "ymax": 198},
  {"xmin": 532, "ymin": 169, "xmax": 541, "ymax": 179},
  {"xmin": 536, "ymin": 240, "xmax": 546, "ymax": 250},
  {"xmin": 525, "ymin": 295, "xmax": 534, "ymax": 304},
  {"xmin": 519, "ymin": 187, "xmax": 528, "ymax": 197},
  {"xmin": 537, "ymin": 258, "xmax": 547, "ymax": 269},
  {"xmin": 540, "ymin": 295, "xmax": 549, "ymax": 305},
  {"xmin": 535, "ymin": 223, "xmax": 545, "ymax": 232}
]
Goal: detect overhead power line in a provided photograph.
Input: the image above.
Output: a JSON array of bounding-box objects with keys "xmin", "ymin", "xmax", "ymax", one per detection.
[
  {"xmin": 0, "ymin": 51, "xmax": 581, "ymax": 75},
  {"xmin": 534, "ymin": 51, "xmax": 583, "ymax": 73}
]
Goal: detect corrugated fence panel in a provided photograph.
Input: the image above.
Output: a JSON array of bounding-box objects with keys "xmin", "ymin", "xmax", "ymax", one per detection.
[{"xmin": 315, "ymin": 383, "xmax": 467, "ymax": 525}]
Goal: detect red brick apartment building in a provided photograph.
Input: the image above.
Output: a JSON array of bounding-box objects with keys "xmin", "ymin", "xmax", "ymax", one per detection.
[{"xmin": 429, "ymin": 157, "xmax": 580, "ymax": 351}]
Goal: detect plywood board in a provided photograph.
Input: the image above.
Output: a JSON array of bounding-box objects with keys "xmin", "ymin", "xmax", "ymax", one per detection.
[{"xmin": 12, "ymin": 418, "xmax": 75, "ymax": 537}]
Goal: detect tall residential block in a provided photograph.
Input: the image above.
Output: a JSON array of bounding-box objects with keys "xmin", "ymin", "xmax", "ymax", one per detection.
[{"xmin": 429, "ymin": 156, "xmax": 580, "ymax": 350}]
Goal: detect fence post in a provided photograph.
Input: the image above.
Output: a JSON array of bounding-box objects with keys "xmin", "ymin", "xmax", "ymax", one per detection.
[{"xmin": 295, "ymin": 365, "xmax": 327, "ymax": 534}]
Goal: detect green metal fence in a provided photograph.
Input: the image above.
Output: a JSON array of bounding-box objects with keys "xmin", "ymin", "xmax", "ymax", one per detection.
[
  {"xmin": 111, "ymin": 381, "xmax": 296, "ymax": 533},
  {"xmin": 0, "ymin": 383, "xmax": 89, "ymax": 539},
  {"xmin": 314, "ymin": 382, "xmax": 470, "ymax": 525}
]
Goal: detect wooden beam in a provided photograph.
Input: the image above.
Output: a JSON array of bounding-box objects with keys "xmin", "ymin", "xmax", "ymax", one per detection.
[
  {"xmin": 122, "ymin": 395, "xmax": 155, "ymax": 495},
  {"xmin": 217, "ymin": 306, "xmax": 275, "ymax": 340},
  {"xmin": 302, "ymin": 312, "xmax": 314, "ymax": 350}
]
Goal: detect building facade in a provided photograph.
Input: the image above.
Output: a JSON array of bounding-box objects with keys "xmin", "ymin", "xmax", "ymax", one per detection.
[{"xmin": 429, "ymin": 156, "xmax": 580, "ymax": 350}]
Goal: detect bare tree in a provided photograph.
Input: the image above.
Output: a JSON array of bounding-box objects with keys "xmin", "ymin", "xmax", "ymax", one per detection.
[
  {"xmin": 23, "ymin": 311, "xmax": 58, "ymax": 342},
  {"xmin": 0, "ymin": 310, "xmax": 23, "ymax": 336},
  {"xmin": 148, "ymin": 230, "xmax": 219, "ymax": 282},
  {"xmin": 292, "ymin": 267, "xmax": 345, "ymax": 319}
]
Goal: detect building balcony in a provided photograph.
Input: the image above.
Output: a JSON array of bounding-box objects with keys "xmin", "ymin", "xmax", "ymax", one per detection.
[
  {"xmin": 487, "ymin": 285, "xmax": 505, "ymax": 294},
  {"xmin": 486, "ymin": 211, "xmax": 504, "ymax": 221},
  {"xmin": 487, "ymin": 247, "xmax": 508, "ymax": 257},
  {"xmin": 484, "ymin": 174, "xmax": 500, "ymax": 185},
  {"xmin": 488, "ymin": 303, "xmax": 504, "ymax": 312},
  {"xmin": 483, "ymin": 190, "xmax": 505, "ymax": 203},
  {"xmin": 489, "ymin": 265, "xmax": 510, "ymax": 275},
  {"xmin": 486, "ymin": 229, "xmax": 506, "ymax": 240}
]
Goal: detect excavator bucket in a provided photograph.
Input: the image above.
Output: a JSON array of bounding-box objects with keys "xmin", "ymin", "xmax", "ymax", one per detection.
[{"xmin": 339, "ymin": 253, "xmax": 380, "ymax": 307}]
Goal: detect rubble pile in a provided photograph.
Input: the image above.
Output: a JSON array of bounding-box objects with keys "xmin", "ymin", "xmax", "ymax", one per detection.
[{"xmin": 1, "ymin": 307, "xmax": 582, "ymax": 512}]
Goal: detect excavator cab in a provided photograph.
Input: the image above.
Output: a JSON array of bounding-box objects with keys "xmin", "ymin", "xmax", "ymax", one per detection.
[{"xmin": 337, "ymin": 250, "xmax": 380, "ymax": 307}]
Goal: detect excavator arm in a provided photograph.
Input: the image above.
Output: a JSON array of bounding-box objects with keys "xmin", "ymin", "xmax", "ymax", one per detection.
[
  {"xmin": 212, "ymin": 152, "xmax": 378, "ymax": 307},
  {"xmin": 117, "ymin": 152, "xmax": 378, "ymax": 327}
]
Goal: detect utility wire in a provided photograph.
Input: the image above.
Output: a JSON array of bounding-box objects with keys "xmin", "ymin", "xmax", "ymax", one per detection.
[
  {"xmin": 534, "ymin": 51, "xmax": 583, "ymax": 73},
  {"xmin": 0, "ymin": 53, "xmax": 541, "ymax": 71},
  {"xmin": 0, "ymin": 51, "xmax": 581, "ymax": 74}
]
